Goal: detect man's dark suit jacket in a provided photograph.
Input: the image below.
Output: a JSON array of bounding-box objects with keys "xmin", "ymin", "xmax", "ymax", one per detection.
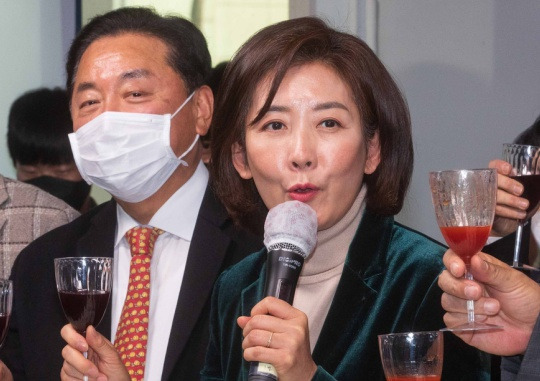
[
  {"xmin": 501, "ymin": 315, "xmax": 540, "ymax": 380},
  {"xmin": 0, "ymin": 185, "xmax": 263, "ymax": 380}
]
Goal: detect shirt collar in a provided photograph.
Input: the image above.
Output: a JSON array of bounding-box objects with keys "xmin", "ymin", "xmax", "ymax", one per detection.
[{"xmin": 115, "ymin": 161, "xmax": 209, "ymax": 246}]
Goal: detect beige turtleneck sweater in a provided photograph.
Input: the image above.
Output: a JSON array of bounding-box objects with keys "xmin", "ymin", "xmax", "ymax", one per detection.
[{"xmin": 292, "ymin": 185, "xmax": 366, "ymax": 353}]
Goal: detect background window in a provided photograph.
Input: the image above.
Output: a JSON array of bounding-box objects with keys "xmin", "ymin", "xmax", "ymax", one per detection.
[{"xmin": 81, "ymin": 0, "xmax": 289, "ymax": 65}]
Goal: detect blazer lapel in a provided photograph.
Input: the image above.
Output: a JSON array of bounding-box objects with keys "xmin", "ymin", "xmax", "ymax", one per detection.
[
  {"xmin": 76, "ymin": 200, "xmax": 117, "ymax": 339},
  {"xmin": 161, "ymin": 187, "xmax": 232, "ymax": 380},
  {"xmin": 312, "ymin": 210, "xmax": 391, "ymax": 373}
]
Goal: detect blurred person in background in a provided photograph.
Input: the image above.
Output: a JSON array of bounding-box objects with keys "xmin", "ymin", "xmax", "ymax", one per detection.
[
  {"xmin": 201, "ymin": 61, "xmax": 228, "ymax": 164},
  {"xmin": 485, "ymin": 115, "xmax": 540, "ymax": 267},
  {"xmin": 7, "ymin": 87, "xmax": 95, "ymax": 213},
  {"xmin": 0, "ymin": 174, "xmax": 78, "ymax": 278}
]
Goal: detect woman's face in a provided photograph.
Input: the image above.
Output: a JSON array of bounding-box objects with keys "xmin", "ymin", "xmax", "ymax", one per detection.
[{"xmin": 233, "ymin": 62, "xmax": 380, "ymax": 230}]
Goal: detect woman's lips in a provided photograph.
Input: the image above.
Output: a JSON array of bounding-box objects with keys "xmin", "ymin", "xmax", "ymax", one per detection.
[{"xmin": 288, "ymin": 183, "xmax": 319, "ymax": 202}]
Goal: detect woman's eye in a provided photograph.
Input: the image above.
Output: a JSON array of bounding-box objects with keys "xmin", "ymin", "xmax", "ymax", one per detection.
[
  {"xmin": 264, "ymin": 121, "xmax": 284, "ymax": 131},
  {"xmin": 321, "ymin": 119, "xmax": 340, "ymax": 128}
]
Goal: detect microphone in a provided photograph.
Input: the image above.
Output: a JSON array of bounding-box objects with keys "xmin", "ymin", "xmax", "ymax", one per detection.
[{"xmin": 248, "ymin": 201, "xmax": 318, "ymax": 381}]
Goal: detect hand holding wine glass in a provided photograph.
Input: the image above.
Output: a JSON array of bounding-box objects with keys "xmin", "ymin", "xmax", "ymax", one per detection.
[
  {"xmin": 55, "ymin": 257, "xmax": 112, "ymax": 380},
  {"xmin": 502, "ymin": 144, "xmax": 540, "ymax": 270},
  {"xmin": 439, "ymin": 250, "xmax": 540, "ymax": 355},
  {"xmin": 430, "ymin": 169, "xmax": 500, "ymax": 331}
]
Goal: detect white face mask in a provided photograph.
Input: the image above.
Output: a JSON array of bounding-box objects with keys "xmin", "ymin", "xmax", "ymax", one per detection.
[{"xmin": 68, "ymin": 92, "xmax": 198, "ymax": 203}]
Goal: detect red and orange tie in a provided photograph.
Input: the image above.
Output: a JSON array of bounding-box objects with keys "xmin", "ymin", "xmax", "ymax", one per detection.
[{"xmin": 114, "ymin": 226, "xmax": 163, "ymax": 381}]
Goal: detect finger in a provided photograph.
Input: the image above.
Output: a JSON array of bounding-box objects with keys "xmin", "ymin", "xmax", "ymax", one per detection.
[
  {"xmin": 85, "ymin": 326, "xmax": 115, "ymax": 358},
  {"xmin": 442, "ymin": 250, "xmax": 466, "ymax": 278},
  {"xmin": 241, "ymin": 313, "xmax": 282, "ymax": 339},
  {"xmin": 237, "ymin": 316, "xmax": 250, "ymax": 330},
  {"xmin": 61, "ymin": 324, "xmax": 88, "ymax": 353},
  {"xmin": 489, "ymin": 159, "xmax": 512, "ymax": 176},
  {"xmin": 469, "ymin": 253, "xmax": 521, "ymax": 288},
  {"xmin": 438, "ymin": 270, "xmax": 482, "ymax": 300},
  {"xmin": 495, "ymin": 189, "xmax": 527, "ymax": 216},
  {"xmin": 60, "ymin": 366, "xmax": 83, "ymax": 381},
  {"xmin": 61, "ymin": 345, "xmax": 100, "ymax": 379},
  {"xmin": 495, "ymin": 172, "xmax": 524, "ymax": 196},
  {"xmin": 250, "ymin": 297, "xmax": 299, "ymax": 320},
  {"xmin": 443, "ymin": 312, "xmax": 488, "ymax": 334},
  {"xmin": 61, "ymin": 360, "xmax": 85, "ymax": 380},
  {"xmin": 441, "ymin": 292, "xmax": 501, "ymax": 315},
  {"xmin": 242, "ymin": 328, "xmax": 278, "ymax": 350}
]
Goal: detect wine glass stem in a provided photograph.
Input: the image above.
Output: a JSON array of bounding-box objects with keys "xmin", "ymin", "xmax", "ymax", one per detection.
[
  {"xmin": 465, "ymin": 266, "xmax": 475, "ymax": 324},
  {"xmin": 83, "ymin": 351, "xmax": 88, "ymax": 381},
  {"xmin": 513, "ymin": 222, "xmax": 525, "ymax": 267}
]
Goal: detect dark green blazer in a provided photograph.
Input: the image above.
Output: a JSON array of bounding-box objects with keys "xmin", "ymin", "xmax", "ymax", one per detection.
[{"xmin": 202, "ymin": 209, "xmax": 490, "ymax": 380}]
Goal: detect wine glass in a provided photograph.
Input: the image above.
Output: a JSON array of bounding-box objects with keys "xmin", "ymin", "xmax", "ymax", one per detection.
[
  {"xmin": 0, "ymin": 279, "xmax": 13, "ymax": 349},
  {"xmin": 378, "ymin": 331, "xmax": 443, "ymax": 381},
  {"xmin": 430, "ymin": 169, "xmax": 501, "ymax": 331},
  {"xmin": 54, "ymin": 257, "xmax": 113, "ymax": 371},
  {"xmin": 502, "ymin": 143, "xmax": 540, "ymax": 271}
]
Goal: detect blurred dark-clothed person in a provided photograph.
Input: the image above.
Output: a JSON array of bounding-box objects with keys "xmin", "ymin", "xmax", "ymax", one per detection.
[{"xmin": 7, "ymin": 87, "xmax": 95, "ymax": 213}]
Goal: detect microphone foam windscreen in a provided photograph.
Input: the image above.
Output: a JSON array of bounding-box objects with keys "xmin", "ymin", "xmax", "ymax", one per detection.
[{"xmin": 263, "ymin": 201, "xmax": 318, "ymax": 258}]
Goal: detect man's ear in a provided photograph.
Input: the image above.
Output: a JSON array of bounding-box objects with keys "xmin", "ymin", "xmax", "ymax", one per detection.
[
  {"xmin": 194, "ymin": 85, "xmax": 213, "ymax": 136},
  {"xmin": 232, "ymin": 142, "xmax": 252, "ymax": 179},
  {"xmin": 364, "ymin": 131, "xmax": 381, "ymax": 175}
]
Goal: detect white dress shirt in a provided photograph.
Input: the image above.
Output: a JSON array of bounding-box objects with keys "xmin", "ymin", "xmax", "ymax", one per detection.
[{"xmin": 111, "ymin": 161, "xmax": 209, "ymax": 381}]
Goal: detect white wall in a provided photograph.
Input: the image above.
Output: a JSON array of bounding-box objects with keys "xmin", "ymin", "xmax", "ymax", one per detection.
[
  {"xmin": 0, "ymin": 0, "xmax": 75, "ymax": 178},
  {"xmin": 301, "ymin": 0, "xmax": 540, "ymax": 242}
]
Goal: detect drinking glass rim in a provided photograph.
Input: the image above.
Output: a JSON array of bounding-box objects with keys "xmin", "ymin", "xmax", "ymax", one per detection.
[
  {"xmin": 429, "ymin": 168, "xmax": 496, "ymax": 176},
  {"xmin": 54, "ymin": 257, "xmax": 112, "ymax": 262},
  {"xmin": 378, "ymin": 330, "xmax": 441, "ymax": 339},
  {"xmin": 503, "ymin": 143, "xmax": 540, "ymax": 150}
]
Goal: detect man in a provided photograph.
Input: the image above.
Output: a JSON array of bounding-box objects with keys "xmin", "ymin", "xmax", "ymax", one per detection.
[
  {"xmin": 0, "ymin": 8, "xmax": 262, "ymax": 381},
  {"xmin": 438, "ymin": 250, "xmax": 540, "ymax": 380},
  {"xmin": 0, "ymin": 175, "xmax": 78, "ymax": 278},
  {"xmin": 7, "ymin": 87, "xmax": 96, "ymax": 213}
]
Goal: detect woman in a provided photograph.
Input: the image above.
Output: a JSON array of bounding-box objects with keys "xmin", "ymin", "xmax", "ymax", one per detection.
[
  {"xmin": 60, "ymin": 17, "xmax": 489, "ymax": 380},
  {"xmin": 202, "ymin": 17, "xmax": 489, "ymax": 380}
]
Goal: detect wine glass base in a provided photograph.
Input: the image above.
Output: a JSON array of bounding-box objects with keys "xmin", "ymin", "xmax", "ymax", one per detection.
[{"xmin": 440, "ymin": 322, "xmax": 503, "ymax": 332}]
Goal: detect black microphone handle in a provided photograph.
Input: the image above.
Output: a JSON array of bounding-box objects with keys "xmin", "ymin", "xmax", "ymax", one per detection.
[{"xmin": 248, "ymin": 249, "xmax": 305, "ymax": 381}]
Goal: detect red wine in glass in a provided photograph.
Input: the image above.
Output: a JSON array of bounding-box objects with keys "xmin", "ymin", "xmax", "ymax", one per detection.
[
  {"xmin": 58, "ymin": 290, "xmax": 111, "ymax": 334},
  {"xmin": 510, "ymin": 174, "xmax": 540, "ymax": 220},
  {"xmin": 0, "ymin": 313, "xmax": 9, "ymax": 346},
  {"xmin": 430, "ymin": 169, "xmax": 501, "ymax": 331},
  {"xmin": 55, "ymin": 256, "xmax": 112, "ymax": 380},
  {"xmin": 440, "ymin": 226, "xmax": 491, "ymax": 265}
]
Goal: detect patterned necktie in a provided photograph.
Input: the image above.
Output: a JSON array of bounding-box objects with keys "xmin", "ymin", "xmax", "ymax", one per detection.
[{"xmin": 114, "ymin": 226, "xmax": 163, "ymax": 381}]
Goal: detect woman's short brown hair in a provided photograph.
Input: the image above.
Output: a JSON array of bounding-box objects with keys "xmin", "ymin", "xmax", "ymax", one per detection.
[{"xmin": 210, "ymin": 17, "xmax": 413, "ymax": 227}]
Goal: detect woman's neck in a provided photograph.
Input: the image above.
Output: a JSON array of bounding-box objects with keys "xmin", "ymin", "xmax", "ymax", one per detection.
[{"xmin": 302, "ymin": 186, "xmax": 367, "ymax": 276}]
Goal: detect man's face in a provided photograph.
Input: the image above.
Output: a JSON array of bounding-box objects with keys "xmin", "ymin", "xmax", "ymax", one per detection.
[{"xmin": 70, "ymin": 33, "xmax": 198, "ymax": 158}]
